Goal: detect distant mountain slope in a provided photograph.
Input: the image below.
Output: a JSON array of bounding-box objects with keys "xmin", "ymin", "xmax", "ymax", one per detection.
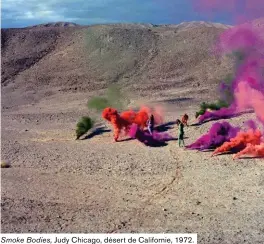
[{"xmin": 1, "ymin": 21, "xmax": 237, "ymax": 106}]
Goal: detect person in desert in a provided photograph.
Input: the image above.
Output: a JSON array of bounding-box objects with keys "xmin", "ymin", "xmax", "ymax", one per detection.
[
  {"xmin": 181, "ymin": 113, "xmax": 189, "ymax": 126},
  {"xmin": 147, "ymin": 114, "xmax": 155, "ymax": 135},
  {"xmin": 176, "ymin": 119, "xmax": 185, "ymax": 147}
]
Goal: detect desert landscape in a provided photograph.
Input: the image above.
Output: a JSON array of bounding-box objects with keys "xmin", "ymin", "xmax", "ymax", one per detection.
[{"xmin": 1, "ymin": 20, "xmax": 264, "ymax": 243}]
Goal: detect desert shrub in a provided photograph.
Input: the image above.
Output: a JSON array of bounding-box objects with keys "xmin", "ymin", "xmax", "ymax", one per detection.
[
  {"xmin": 195, "ymin": 100, "xmax": 229, "ymax": 118},
  {"xmin": 1, "ymin": 161, "xmax": 11, "ymax": 168},
  {"xmin": 75, "ymin": 116, "xmax": 94, "ymax": 140}
]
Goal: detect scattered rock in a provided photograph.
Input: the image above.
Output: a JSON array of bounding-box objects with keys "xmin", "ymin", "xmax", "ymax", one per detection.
[{"xmin": 1, "ymin": 162, "xmax": 11, "ymax": 168}]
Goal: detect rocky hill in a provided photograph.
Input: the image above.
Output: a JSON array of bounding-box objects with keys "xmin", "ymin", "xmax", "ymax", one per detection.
[{"xmin": 1, "ymin": 21, "xmax": 234, "ymax": 108}]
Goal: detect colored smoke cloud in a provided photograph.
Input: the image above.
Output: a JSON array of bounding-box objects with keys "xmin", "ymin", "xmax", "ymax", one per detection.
[
  {"xmin": 102, "ymin": 105, "xmax": 165, "ymax": 142},
  {"xmin": 235, "ymin": 81, "xmax": 264, "ymax": 123},
  {"xmin": 189, "ymin": 0, "xmax": 264, "ymax": 125},
  {"xmin": 189, "ymin": 0, "xmax": 264, "ymax": 160},
  {"xmin": 198, "ymin": 106, "xmax": 236, "ymax": 123},
  {"xmin": 212, "ymin": 129, "xmax": 262, "ymax": 156},
  {"xmin": 186, "ymin": 121, "xmax": 239, "ymax": 151},
  {"xmin": 198, "ymin": 23, "xmax": 264, "ymax": 124},
  {"xmin": 245, "ymin": 119, "xmax": 258, "ymax": 130},
  {"xmin": 233, "ymin": 142, "xmax": 264, "ymax": 159},
  {"xmin": 129, "ymin": 124, "xmax": 173, "ymax": 146},
  {"xmin": 190, "ymin": 0, "xmax": 264, "ymax": 23}
]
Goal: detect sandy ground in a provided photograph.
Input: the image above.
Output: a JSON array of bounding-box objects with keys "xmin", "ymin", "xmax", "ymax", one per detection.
[{"xmin": 1, "ymin": 92, "xmax": 264, "ymax": 244}]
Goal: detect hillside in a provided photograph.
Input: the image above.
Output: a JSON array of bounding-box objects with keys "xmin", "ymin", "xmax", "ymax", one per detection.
[
  {"xmin": 1, "ymin": 22, "xmax": 233, "ymax": 109},
  {"xmin": 2, "ymin": 21, "xmax": 264, "ymax": 242}
]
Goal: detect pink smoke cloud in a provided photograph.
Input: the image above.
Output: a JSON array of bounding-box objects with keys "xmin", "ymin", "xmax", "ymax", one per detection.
[
  {"xmin": 215, "ymin": 24, "xmax": 264, "ymax": 55},
  {"xmin": 189, "ymin": 0, "xmax": 264, "ymax": 23},
  {"xmin": 198, "ymin": 21, "xmax": 264, "ymax": 125},
  {"xmin": 235, "ymin": 81, "xmax": 264, "ymax": 123}
]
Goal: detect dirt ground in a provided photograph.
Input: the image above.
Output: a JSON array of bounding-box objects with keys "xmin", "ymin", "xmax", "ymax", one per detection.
[{"xmin": 1, "ymin": 90, "xmax": 264, "ymax": 244}]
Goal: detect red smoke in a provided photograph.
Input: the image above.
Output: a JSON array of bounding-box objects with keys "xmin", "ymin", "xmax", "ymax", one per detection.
[
  {"xmin": 138, "ymin": 105, "xmax": 164, "ymax": 125},
  {"xmin": 120, "ymin": 110, "xmax": 137, "ymax": 124},
  {"xmin": 102, "ymin": 107, "xmax": 131, "ymax": 141},
  {"xmin": 134, "ymin": 107, "xmax": 150, "ymax": 129},
  {"xmin": 233, "ymin": 143, "xmax": 264, "ymax": 159},
  {"xmin": 102, "ymin": 106, "xmax": 163, "ymax": 141},
  {"xmin": 212, "ymin": 129, "xmax": 262, "ymax": 156}
]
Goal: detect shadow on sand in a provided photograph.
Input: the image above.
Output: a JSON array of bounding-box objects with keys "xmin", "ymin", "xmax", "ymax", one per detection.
[
  {"xmin": 144, "ymin": 140, "xmax": 168, "ymax": 147},
  {"xmin": 118, "ymin": 138, "xmax": 135, "ymax": 142},
  {"xmin": 82, "ymin": 126, "xmax": 111, "ymax": 140},
  {"xmin": 155, "ymin": 121, "xmax": 176, "ymax": 132},
  {"xmin": 237, "ymin": 156, "xmax": 264, "ymax": 160},
  {"xmin": 185, "ymin": 148, "xmax": 214, "ymax": 152}
]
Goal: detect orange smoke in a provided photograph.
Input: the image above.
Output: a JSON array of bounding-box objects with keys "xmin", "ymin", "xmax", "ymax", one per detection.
[
  {"xmin": 233, "ymin": 143, "xmax": 264, "ymax": 159},
  {"xmin": 102, "ymin": 106, "xmax": 162, "ymax": 141},
  {"xmin": 212, "ymin": 129, "xmax": 262, "ymax": 156},
  {"xmin": 139, "ymin": 105, "xmax": 164, "ymax": 125},
  {"xmin": 102, "ymin": 107, "xmax": 131, "ymax": 141},
  {"xmin": 135, "ymin": 109, "xmax": 148, "ymax": 129},
  {"xmin": 120, "ymin": 110, "xmax": 137, "ymax": 124}
]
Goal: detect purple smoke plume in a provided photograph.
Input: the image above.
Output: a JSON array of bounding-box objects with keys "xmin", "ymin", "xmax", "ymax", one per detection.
[
  {"xmin": 245, "ymin": 119, "xmax": 257, "ymax": 130},
  {"xmin": 129, "ymin": 124, "xmax": 174, "ymax": 146},
  {"xmin": 186, "ymin": 121, "xmax": 240, "ymax": 151},
  {"xmin": 198, "ymin": 106, "xmax": 236, "ymax": 123},
  {"xmin": 190, "ymin": 0, "xmax": 264, "ymax": 24},
  {"xmin": 198, "ymin": 23, "xmax": 264, "ymax": 124}
]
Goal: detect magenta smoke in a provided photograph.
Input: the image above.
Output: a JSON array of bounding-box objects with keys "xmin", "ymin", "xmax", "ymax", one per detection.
[
  {"xmin": 129, "ymin": 124, "xmax": 174, "ymax": 146},
  {"xmin": 186, "ymin": 121, "xmax": 240, "ymax": 151},
  {"xmin": 190, "ymin": 0, "xmax": 264, "ymax": 23},
  {"xmin": 198, "ymin": 22, "xmax": 264, "ymax": 125}
]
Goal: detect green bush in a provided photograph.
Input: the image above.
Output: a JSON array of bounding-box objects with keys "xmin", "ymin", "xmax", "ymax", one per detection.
[
  {"xmin": 75, "ymin": 116, "xmax": 94, "ymax": 140},
  {"xmin": 195, "ymin": 100, "xmax": 229, "ymax": 118}
]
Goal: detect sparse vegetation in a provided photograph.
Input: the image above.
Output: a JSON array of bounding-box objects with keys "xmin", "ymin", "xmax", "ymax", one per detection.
[
  {"xmin": 75, "ymin": 116, "xmax": 94, "ymax": 140},
  {"xmin": 195, "ymin": 100, "xmax": 229, "ymax": 118},
  {"xmin": 1, "ymin": 161, "xmax": 11, "ymax": 168}
]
